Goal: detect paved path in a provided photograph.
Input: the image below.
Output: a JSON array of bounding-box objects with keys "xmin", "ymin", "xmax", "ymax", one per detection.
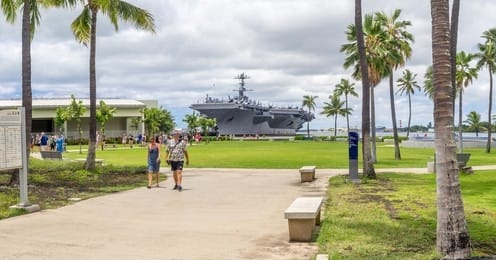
[
  {"xmin": 0, "ymin": 168, "xmax": 340, "ymax": 260},
  {"xmin": 1, "ymin": 165, "xmax": 495, "ymax": 260}
]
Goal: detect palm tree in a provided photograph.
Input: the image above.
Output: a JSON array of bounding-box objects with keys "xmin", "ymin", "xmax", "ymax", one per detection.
[
  {"xmin": 430, "ymin": 1, "xmax": 471, "ymax": 258},
  {"xmin": 66, "ymin": 0, "xmax": 155, "ymax": 170},
  {"xmin": 464, "ymin": 111, "xmax": 483, "ymax": 137},
  {"xmin": 321, "ymin": 94, "xmax": 350, "ymax": 138},
  {"xmin": 342, "ymin": 12, "xmax": 389, "ymax": 164},
  {"xmin": 475, "ymin": 28, "xmax": 496, "ymax": 153},
  {"xmin": 375, "ymin": 9, "xmax": 414, "ymax": 161},
  {"xmin": 396, "ymin": 69, "xmax": 421, "ymax": 137},
  {"xmin": 2, "ymin": 0, "xmax": 42, "ymax": 185},
  {"xmin": 302, "ymin": 95, "xmax": 318, "ymax": 139},
  {"xmin": 423, "ymin": 65, "xmax": 434, "ymax": 100},
  {"xmin": 354, "ymin": 0, "xmax": 375, "ymax": 178},
  {"xmin": 333, "ymin": 78, "xmax": 358, "ymax": 134},
  {"xmin": 455, "ymin": 51, "xmax": 478, "ymax": 153}
]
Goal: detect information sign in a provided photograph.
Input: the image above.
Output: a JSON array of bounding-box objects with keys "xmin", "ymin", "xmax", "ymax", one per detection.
[{"xmin": 0, "ymin": 110, "xmax": 22, "ymax": 170}]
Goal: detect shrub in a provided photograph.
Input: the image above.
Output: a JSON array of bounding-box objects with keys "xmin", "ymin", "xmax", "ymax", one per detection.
[
  {"xmin": 28, "ymin": 160, "xmax": 146, "ymax": 189},
  {"xmin": 380, "ymin": 135, "xmax": 408, "ymax": 143}
]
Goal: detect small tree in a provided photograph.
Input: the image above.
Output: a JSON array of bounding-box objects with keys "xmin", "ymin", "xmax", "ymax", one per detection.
[
  {"xmin": 142, "ymin": 107, "xmax": 174, "ymax": 137},
  {"xmin": 96, "ymin": 100, "xmax": 117, "ymax": 150},
  {"xmin": 55, "ymin": 107, "xmax": 68, "ymax": 134},
  {"xmin": 198, "ymin": 116, "xmax": 216, "ymax": 136},
  {"xmin": 130, "ymin": 117, "xmax": 141, "ymax": 131},
  {"xmin": 184, "ymin": 112, "xmax": 200, "ymax": 137},
  {"xmin": 67, "ymin": 95, "xmax": 86, "ymax": 154}
]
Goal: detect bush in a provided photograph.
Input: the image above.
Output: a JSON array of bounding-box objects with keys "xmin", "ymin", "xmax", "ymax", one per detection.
[
  {"xmin": 380, "ymin": 135, "xmax": 408, "ymax": 143},
  {"xmin": 66, "ymin": 138, "xmax": 89, "ymax": 145},
  {"xmin": 28, "ymin": 160, "xmax": 146, "ymax": 189},
  {"xmin": 294, "ymin": 135, "xmax": 306, "ymax": 140}
]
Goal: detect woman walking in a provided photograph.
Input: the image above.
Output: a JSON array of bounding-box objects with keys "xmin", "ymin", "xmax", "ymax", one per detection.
[{"xmin": 147, "ymin": 136, "xmax": 161, "ymax": 188}]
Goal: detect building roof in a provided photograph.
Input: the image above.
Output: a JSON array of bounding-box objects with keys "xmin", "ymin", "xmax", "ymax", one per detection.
[{"xmin": 0, "ymin": 98, "xmax": 148, "ymax": 109}]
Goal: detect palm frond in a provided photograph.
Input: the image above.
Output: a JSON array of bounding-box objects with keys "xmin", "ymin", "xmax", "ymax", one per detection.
[
  {"xmin": 98, "ymin": 0, "xmax": 155, "ymax": 33},
  {"xmin": 1, "ymin": 0, "xmax": 19, "ymax": 23},
  {"xmin": 71, "ymin": 5, "xmax": 91, "ymax": 45}
]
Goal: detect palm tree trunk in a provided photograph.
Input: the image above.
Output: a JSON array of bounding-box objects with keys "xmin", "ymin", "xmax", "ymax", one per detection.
[
  {"xmin": 334, "ymin": 115, "xmax": 337, "ymax": 137},
  {"xmin": 458, "ymin": 88, "xmax": 463, "ymax": 153},
  {"xmin": 450, "ymin": 0, "xmax": 460, "ymax": 127},
  {"xmin": 345, "ymin": 95, "xmax": 350, "ymax": 134},
  {"xmin": 370, "ymin": 85, "xmax": 377, "ymax": 163},
  {"xmin": 431, "ymin": 1, "xmax": 471, "ymax": 258},
  {"xmin": 486, "ymin": 71, "xmax": 493, "ymax": 153},
  {"xmin": 389, "ymin": 74, "xmax": 401, "ymax": 160},
  {"xmin": 101, "ymin": 128, "xmax": 105, "ymax": 151},
  {"xmin": 85, "ymin": 8, "xmax": 98, "ymax": 170},
  {"xmin": 13, "ymin": 0, "xmax": 33, "ymax": 185},
  {"xmin": 355, "ymin": 0, "xmax": 375, "ymax": 178},
  {"xmin": 307, "ymin": 121, "xmax": 310, "ymax": 139},
  {"xmin": 407, "ymin": 94, "xmax": 412, "ymax": 137}
]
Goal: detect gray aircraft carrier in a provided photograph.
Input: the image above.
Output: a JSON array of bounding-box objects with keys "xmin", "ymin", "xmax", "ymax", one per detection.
[{"xmin": 190, "ymin": 73, "xmax": 314, "ymax": 136}]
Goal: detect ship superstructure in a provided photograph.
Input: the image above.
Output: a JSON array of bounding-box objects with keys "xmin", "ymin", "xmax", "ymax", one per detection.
[{"xmin": 190, "ymin": 73, "xmax": 314, "ymax": 136}]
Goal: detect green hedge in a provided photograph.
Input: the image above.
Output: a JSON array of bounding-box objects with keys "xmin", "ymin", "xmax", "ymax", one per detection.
[{"xmin": 28, "ymin": 160, "xmax": 146, "ymax": 188}]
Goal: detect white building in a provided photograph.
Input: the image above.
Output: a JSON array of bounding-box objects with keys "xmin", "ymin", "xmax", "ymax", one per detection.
[{"xmin": 0, "ymin": 98, "xmax": 157, "ymax": 139}]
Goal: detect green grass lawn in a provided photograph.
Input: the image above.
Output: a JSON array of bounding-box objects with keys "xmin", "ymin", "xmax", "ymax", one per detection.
[
  {"xmin": 319, "ymin": 171, "xmax": 496, "ymax": 259},
  {"xmin": 63, "ymin": 141, "xmax": 496, "ymax": 169}
]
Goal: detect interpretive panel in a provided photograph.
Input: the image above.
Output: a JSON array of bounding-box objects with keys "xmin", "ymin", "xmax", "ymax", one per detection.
[{"xmin": 0, "ymin": 110, "xmax": 22, "ymax": 170}]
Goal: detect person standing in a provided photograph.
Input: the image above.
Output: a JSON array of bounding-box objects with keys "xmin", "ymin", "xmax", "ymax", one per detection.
[
  {"xmin": 40, "ymin": 132, "xmax": 48, "ymax": 151},
  {"xmin": 165, "ymin": 130, "xmax": 189, "ymax": 192},
  {"xmin": 55, "ymin": 135, "xmax": 64, "ymax": 153},
  {"xmin": 147, "ymin": 136, "xmax": 161, "ymax": 188}
]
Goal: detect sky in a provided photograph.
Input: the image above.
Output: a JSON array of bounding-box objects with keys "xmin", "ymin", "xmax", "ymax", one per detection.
[{"xmin": 1, "ymin": 0, "xmax": 495, "ymax": 130}]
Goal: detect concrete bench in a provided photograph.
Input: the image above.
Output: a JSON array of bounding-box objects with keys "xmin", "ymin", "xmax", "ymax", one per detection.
[
  {"xmin": 316, "ymin": 254, "xmax": 329, "ymax": 260},
  {"xmin": 284, "ymin": 196, "xmax": 324, "ymax": 242},
  {"xmin": 456, "ymin": 153, "xmax": 470, "ymax": 168},
  {"xmin": 40, "ymin": 151, "xmax": 63, "ymax": 160},
  {"xmin": 427, "ymin": 153, "xmax": 473, "ymax": 173},
  {"xmin": 457, "ymin": 153, "xmax": 473, "ymax": 174},
  {"xmin": 75, "ymin": 158, "xmax": 104, "ymax": 165},
  {"xmin": 299, "ymin": 166, "xmax": 316, "ymax": 182}
]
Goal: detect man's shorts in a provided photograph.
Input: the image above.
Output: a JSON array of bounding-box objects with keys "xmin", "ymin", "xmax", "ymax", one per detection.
[{"xmin": 170, "ymin": 161, "xmax": 184, "ymax": 171}]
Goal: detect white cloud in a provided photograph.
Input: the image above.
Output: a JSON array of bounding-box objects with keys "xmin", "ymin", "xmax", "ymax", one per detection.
[{"xmin": 1, "ymin": 0, "xmax": 496, "ymax": 130}]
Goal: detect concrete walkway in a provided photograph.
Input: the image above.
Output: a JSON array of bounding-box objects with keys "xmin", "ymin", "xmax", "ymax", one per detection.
[
  {"xmin": 1, "ymin": 166, "xmax": 495, "ymax": 260},
  {"xmin": 0, "ymin": 168, "xmax": 341, "ymax": 260}
]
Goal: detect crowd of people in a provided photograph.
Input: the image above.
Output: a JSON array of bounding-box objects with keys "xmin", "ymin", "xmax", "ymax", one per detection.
[{"xmin": 31, "ymin": 132, "xmax": 64, "ymax": 153}]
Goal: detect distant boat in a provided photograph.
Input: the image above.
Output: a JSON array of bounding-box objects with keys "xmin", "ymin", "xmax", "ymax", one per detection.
[
  {"xmin": 376, "ymin": 126, "xmax": 386, "ymax": 132},
  {"xmin": 190, "ymin": 73, "xmax": 314, "ymax": 136}
]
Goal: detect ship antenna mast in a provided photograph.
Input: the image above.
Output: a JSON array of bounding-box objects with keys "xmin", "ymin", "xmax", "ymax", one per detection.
[{"xmin": 234, "ymin": 72, "xmax": 250, "ymax": 99}]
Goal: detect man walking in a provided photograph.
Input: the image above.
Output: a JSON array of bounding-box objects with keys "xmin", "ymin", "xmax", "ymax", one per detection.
[{"xmin": 165, "ymin": 130, "xmax": 189, "ymax": 192}]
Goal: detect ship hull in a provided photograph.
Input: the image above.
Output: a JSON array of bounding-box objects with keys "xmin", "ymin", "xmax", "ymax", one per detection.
[{"xmin": 190, "ymin": 104, "xmax": 307, "ymax": 136}]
